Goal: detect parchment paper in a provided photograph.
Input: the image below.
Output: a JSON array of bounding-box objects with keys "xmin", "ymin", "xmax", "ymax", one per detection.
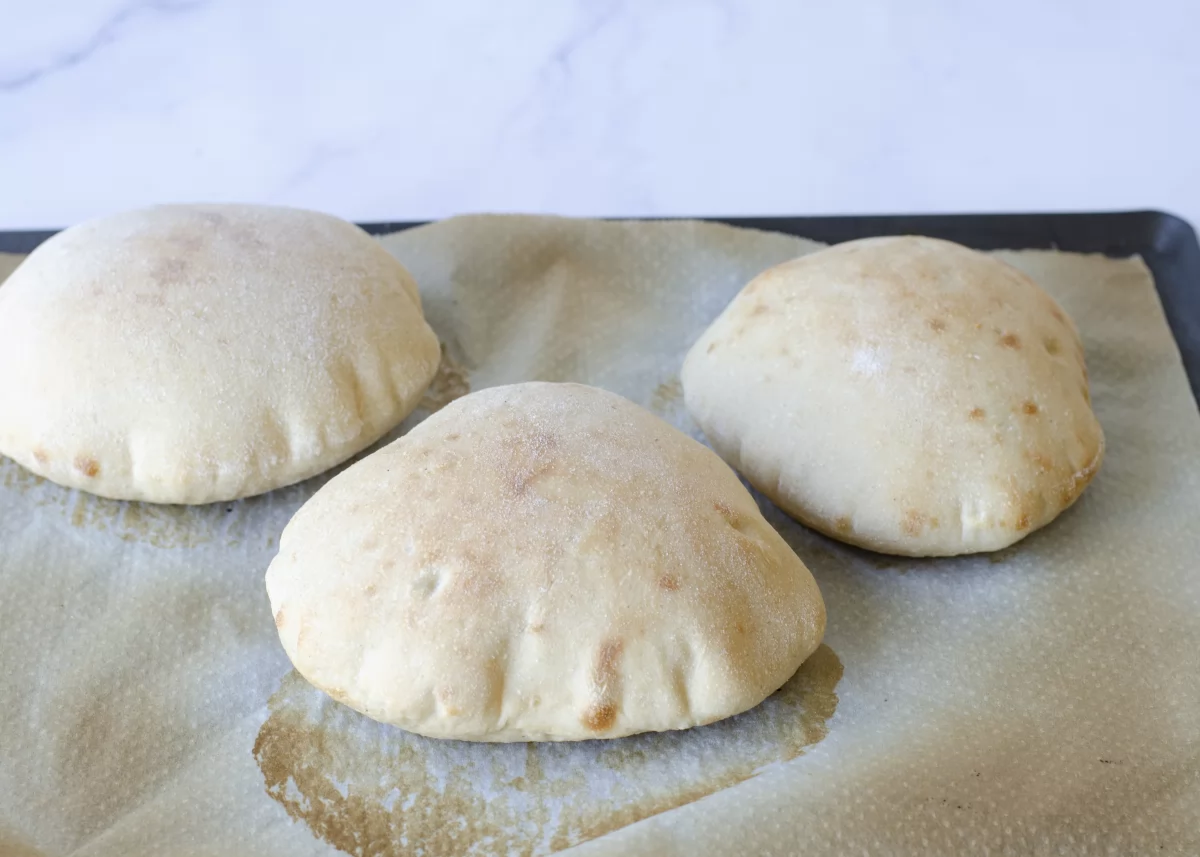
[{"xmin": 1, "ymin": 215, "xmax": 1198, "ymax": 856}]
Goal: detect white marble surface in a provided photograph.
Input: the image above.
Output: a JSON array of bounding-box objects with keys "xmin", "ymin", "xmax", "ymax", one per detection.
[{"xmin": 1, "ymin": 0, "xmax": 1198, "ymax": 231}]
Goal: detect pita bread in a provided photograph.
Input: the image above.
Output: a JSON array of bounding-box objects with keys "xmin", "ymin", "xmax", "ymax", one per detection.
[
  {"xmin": 0, "ymin": 204, "xmax": 440, "ymax": 504},
  {"xmin": 265, "ymin": 382, "xmax": 825, "ymax": 741},
  {"xmin": 681, "ymin": 236, "xmax": 1104, "ymax": 556}
]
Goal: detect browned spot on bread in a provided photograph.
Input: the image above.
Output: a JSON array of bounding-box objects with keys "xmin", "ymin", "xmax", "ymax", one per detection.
[
  {"xmin": 527, "ymin": 622, "xmax": 545, "ymax": 633},
  {"xmin": 706, "ymin": 340, "xmax": 719, "ymax": 354},
  {"xmin": 713, "ymin": 500, "xmax": 741, "ymax": 528},
  {"xmin": 32, "ymin": 447, "xmax": 49, "ymax": 465},
  {"xmin": 999, "ymin": 333, "xmax": 1021, "ymax": 349},
  {"xmin": 363, "ymin": 583, "xmax": 377, "ymax": 597},
  {"xmin": 1016, "ymin": 513, "xmax": 1031, "ymax": 531},
  {"xmin": 968, "ymin": 407, "xmax": 986, "ymax": 420},
  {"xmin": 1022, "ymin": 401, "xmax": 1040, "ymax": 416},
  {"xmin": 582, "ymin": 639, "xmax": 624, "ymax": 732},
  {"xmin": 901, "ymin": 509, "xmax": 925, "ymax": 537},
  {"xmin": 273, "ymin": 608, "xmax": 287, "ymax": 629},
  {"xmin": 326, "ymin": 687, "xmax": 350, "ymax": 704},
  {"xmin": 833, "ymin": 516, "xmax": 852, "ymax": 534},
  {"xmin": 928, "ymin": 318, "xmax": 947, "ymax": 332},
  {"xmin": 1044, "ymin": 337, "xmax": 1062, "ymax": 355},
  {"xmin": 930, "ymin": 517, "xmax": 940, "ymax": 528},
  {"xmin": 1051, "ymin": 306, "xmax": 1067, "ymax": 324},
  {"xmin": 581, "ymin": 702, "xmax": 618, "ymax": 732},
  {"xmin": 1082, "ymin": 385, "xmax": 1091, "ymax": 404},
  {"xmin": 735, "ymin": 622, "xmax": 746, "ymax": 635},
  {"xmin": 658, "ymin": 574, "xmax": 680, "ymax": 591},
  {"xmin": 744, "ymin": 280, "xmax": 762, "ymax": 296},
  {"xmin": 74, "ymin": 455, "xmax": 100, "ymax": 478},
  {"xmin": 446, "ymin": 433, "xmax": 460, "ymax": 441},
  {"xmin": 749, "ymin": 303, "xmax": 768, "ymax": 317}
]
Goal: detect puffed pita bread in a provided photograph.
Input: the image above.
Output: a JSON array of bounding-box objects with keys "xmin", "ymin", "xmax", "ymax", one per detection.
[
  {"xmin": 265, "ymin": 382, "xmax": 826, "ymax": 741},
  {"xmin": 681, "ymin": 236, "xmax": 1104, "ymax": 556},
  {"xmin": 0, "ymin": 204, "xmax": 440, "ymax": 504}
]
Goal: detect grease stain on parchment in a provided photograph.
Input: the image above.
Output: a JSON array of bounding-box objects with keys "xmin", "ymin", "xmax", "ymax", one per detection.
[
  {"xmin": 648, "ymin": 375, "xmax": 696, "ymax": 433},
  {"xmin": 650, "ymin": 376, "xmax": 682, "ymax": 410},
  {"xmin": 649, "ymin": 375, "xmax": 684, "ymax": 417},
  {"xmin": 253, "ymin": 645, "xmax": 841, "ymax": 857}
]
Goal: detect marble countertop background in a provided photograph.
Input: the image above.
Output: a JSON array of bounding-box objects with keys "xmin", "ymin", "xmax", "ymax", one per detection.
[{"xmin": 1, "ymin": 0, "xmax": 1197, "ymax": 231}]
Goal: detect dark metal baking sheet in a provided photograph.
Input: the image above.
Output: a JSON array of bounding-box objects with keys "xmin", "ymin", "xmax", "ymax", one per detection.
[{"xmin": 3, "ymin": 211, "xmax": 1197, "ymax": 402}]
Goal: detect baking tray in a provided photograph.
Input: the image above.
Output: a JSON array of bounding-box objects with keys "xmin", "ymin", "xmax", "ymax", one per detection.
[
  {"xmin": 4, "ymin": 210, "xmax": 1197, "ymax": 402},
  {"xmin": 1, "ymin": 211, "xmax": 1197, "ymax": 853}
]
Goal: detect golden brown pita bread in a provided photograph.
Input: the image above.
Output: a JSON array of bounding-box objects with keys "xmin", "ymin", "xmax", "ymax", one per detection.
[
  {"xmin": 682, "ymin": 236, "xmax": 1103, "ymax": 556},
  {"xmin": 266, "ymin": 382, "xmax": 825, "ymax": 741},
  {"xmin": 0, "ymin": 204, "xmax": 440, "ymax": 503}
]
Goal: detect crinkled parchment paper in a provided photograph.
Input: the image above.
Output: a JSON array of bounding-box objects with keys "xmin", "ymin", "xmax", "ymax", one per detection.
[{"xmin": 1, "ymin": 216, "xmax": 1198, "ymax": 857}]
